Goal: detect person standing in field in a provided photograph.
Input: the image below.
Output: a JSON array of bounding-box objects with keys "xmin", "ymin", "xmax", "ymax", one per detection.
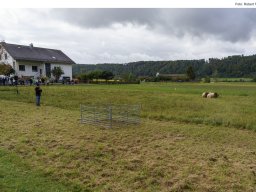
[{"xmin": 35, "ymin": 83, "xmax": 42, "ymax": 106}]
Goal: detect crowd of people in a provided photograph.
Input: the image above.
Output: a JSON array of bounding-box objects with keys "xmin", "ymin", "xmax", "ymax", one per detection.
[
  {"xmin": 0, "ymin": 75, "xmax": 75, "ymax": 107},
  {"xmin": 0, "ymin": 76, "xmax": 50, "ymax": 86},
  {"xmin": 0, "ymin": 75, "xmax": 18, "ymax": 86},
  {"xmin": 0, "ymin": 75, "xmax": 76, "ymax": 86}
]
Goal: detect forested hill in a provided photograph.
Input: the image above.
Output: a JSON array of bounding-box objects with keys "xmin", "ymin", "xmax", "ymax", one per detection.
[{"xmin": 73, "ymin": 54, "xmax": 256, "ymax": 78}]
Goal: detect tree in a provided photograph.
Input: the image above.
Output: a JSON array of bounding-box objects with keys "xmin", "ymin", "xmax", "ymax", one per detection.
[
  {"xmin": 121, "ymin": 72, "xmax": 136, "ymax": 82},
  {"xmin": 72, "ymin": 54, "xmax": 256, "ymax": 79},
  {"xmin": 186, "ymin": 66, "xmax": 196, "ymax": 80},
  {"xmin": 77, "ymin": 73, "xmax": 89, "ymax": 83},
  {"xmin": 100, "ymin": 71, "xmax": 114, "ymax": 80},
  {"xmin": 0, "ymin": 64, "xmax": 15, "ymax": 76},
  {"xmin": 212, "ymin": 69, "xmax": 219, "ymax": 82},
  {"xmin": 51, "ymin": 66, "xmax": 64, "ymax": 82},
  {"xmin": 203, "ymin": 76, "xmax": 211, "ymax": 83},
  {"xmin": 87, "ymin": 70, "xmax": 102, "ymax": 80}
]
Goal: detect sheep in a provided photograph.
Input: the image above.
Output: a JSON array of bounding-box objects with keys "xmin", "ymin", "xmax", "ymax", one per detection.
[
  {"xmin": 207, "ymin": 92, "xmax": 219, "ymax": 98},
  {"xmin": 202, "ymin": 92, "xmax": 209, "ymax": 98},
  {"xmin": 202, "ymin": 92, "xmax": 219, "ymax": 98}
]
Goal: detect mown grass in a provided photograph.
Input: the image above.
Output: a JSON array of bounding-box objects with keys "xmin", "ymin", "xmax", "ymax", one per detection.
[
  {"xmin": 1, "ymin": 82, "xmax": 256, "ymax": 130},
  {"xmin": 0, "ymin": 81, "xmax": 256, "ymax": 191},
  {"xmin": 0, "ymin": 149, "xmax": 73, "ymax": 192},
  {"xmin": 0, "ymin": 100, "xmax": 256, "ymax": 191}
]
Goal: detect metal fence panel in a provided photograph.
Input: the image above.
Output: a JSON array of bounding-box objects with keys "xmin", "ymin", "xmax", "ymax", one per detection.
[{"xmin": 80, "ymin": 104, "xmax": 141, "ymax": 128}]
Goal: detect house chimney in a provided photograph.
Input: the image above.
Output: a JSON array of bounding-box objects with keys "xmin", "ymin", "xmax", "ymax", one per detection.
[{"xmin": 29, "ymin": 43, "xmax": 33, "ymax": 48}]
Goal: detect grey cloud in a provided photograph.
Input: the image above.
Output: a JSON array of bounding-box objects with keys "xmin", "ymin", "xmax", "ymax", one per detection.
[
  {"xmin": 1, "ymin": 9, "xmax": 256, "ymax": 64},
  {"xmin": 52, "ymin": 9, "xmax": 158, "ymax": 28},
  {"xmin": 52, "ymin": 8, "xmax": 256, "ymax": 42},
  {"xmin": 158, "ymin": 9, "xmax": 256, "ymax": 42}
]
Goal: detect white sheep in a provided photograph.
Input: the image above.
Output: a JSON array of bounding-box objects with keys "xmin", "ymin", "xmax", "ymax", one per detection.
[
  {"xmin": 207, "ymin": 92, "xmax": 219, "ymax": 98},
  {"xmin": 202, "ymin": 92, "xmax": 209, "ymax": 98}
]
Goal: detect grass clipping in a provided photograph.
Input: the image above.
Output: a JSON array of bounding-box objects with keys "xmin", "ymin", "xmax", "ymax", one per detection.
[{"xmin": 0, "ymin": 100, "xmax": 256, "ymax": 191}]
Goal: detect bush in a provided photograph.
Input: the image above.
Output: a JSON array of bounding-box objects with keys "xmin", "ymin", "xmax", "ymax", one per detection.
[
  {"xmin": 203, "ymin": 77, "xmax": 211, "ymax": 83},
  {"xmin": 77, "ymin": 74, "xmax": 89, "ymax": 83},
  {"xmin": 0, "ymin": 64, "xmax": 15, "ymax": 76}
]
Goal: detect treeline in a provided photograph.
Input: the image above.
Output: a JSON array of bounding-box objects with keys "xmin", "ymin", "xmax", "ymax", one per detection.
[{"xmin": 73, "ymin": 54, "xmax": 256, "ymax": 78}]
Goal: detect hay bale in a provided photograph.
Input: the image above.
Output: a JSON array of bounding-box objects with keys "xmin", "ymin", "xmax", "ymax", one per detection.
[
  {"xmin": 207, "ymin": 92, "xmax": 218, "ymax": 98},
  {"xmin": 202, "ymin": 92, "xmax": 209, "ymax": 98}
]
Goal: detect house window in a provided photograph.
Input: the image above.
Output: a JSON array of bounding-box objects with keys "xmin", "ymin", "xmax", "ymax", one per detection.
[
  {"xmin": 19, "ymin": 65, "xmax": 25, "ymax": 71},
  {"xmin": 4, "ymin": 53, "xmax": 7, "ymax": 60},
  {"xmin": 13, "ymin": 61, "xmax": 16, "ymax": 69},
  {"xmin": 32, "ymin": 66, "xmax": 38, "ymax": 72}
]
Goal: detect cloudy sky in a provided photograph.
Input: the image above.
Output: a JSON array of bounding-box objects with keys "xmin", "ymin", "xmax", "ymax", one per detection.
[{"xmin": 1, "ymin": 9, "xmax": 256, "ymax": 64}]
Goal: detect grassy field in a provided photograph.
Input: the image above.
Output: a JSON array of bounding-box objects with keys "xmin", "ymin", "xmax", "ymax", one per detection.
[
  {"xmin": 212, "ymin": 78, "xmax": 253, "ymax": 82},
  {"xmin": 0, "ymin": 82, "xmax": 256, "ymax": 191},
  {"xmin": 1, "ymin": 82, "xmax": 256, "ymax": 130},
  {"xmin": 0, "ymin": 149, "xmax": 72, "ymax": 192}
]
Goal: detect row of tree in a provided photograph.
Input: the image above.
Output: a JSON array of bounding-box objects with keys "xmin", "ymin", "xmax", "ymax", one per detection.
[
  {"xmin": 77, "ymin": 70, "xmax": 114, "ymax": 82},
  {"xmin": 76, "ymin": 70, "xmax": 142, "ymax": 83},
  {"xmin": 73, "ymin": 54, "xmax": 256, "ymax": 79}
]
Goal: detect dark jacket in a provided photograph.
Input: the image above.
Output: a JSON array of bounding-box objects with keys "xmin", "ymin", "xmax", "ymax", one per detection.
[{"xmin": 35, "ymin": 86, "xmax": 42, "ymax": 96}]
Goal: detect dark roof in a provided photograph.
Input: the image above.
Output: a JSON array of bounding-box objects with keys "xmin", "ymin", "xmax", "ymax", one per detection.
[{"xmin": 0, "ymin": 42, "xmax": 75, "ymax": 64}]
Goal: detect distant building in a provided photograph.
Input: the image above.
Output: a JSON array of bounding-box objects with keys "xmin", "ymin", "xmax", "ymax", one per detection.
[{"xmin": 0, "ymin": 42, "xmax": 75, "ymax": 80}]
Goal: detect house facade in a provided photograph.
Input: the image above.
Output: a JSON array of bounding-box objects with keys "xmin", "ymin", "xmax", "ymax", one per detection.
[{"xmin": 0, "ymin": 42, "xmax": 75, "ymax": 80}]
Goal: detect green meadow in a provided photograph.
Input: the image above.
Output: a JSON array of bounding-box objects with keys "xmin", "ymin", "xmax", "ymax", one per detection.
[
  {"xmin": 0, "ymin": 82, "xmax": 256, "ymax": 191},
  {"xmin": 1, "ymin": 82, "xmax": 256, "ymax": 130}
]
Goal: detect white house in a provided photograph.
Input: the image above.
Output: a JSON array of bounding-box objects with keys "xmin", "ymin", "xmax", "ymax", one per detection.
[{"xmin": 0, "ymin": 42, "xmax": 75, "ymax": 80}]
